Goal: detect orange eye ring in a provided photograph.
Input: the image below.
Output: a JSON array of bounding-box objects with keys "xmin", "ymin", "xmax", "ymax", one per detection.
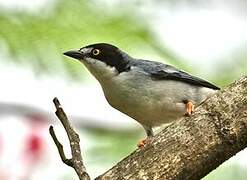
[{"xmin": 92, "ymin": 49, "xmax": 100, "ymax": 56}]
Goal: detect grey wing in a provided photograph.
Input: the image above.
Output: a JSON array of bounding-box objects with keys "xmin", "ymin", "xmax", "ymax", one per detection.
[{"xmin": 132, "ymin": 60, "xmax": 220, "ymax": 90}]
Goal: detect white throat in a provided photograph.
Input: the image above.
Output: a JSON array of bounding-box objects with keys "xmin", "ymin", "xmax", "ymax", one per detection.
[{"xmin": 81, "ymin": 57, "xmax": 118, "ymax": 83}]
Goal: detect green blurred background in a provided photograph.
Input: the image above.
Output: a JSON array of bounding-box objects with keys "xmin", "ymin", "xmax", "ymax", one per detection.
[{"xmin": 0, "ymin": 0, "xmax": 247, "ymax": 179}]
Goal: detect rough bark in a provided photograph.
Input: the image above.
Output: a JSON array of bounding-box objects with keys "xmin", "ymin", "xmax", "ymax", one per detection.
[{"xmin": 95, "ymin": 76, "xmax": 247, "ymax": 180}]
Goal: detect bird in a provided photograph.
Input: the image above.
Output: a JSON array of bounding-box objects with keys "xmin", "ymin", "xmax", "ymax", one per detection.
[{"xmin": 63, "ymin": 43, "xmax": 220, "ymax": 147}]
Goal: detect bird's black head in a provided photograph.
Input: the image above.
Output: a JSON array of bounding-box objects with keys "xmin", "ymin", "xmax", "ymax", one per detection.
[{"xmin": 64, "ymin": 43, "xmax": 130, "ymax": 73}]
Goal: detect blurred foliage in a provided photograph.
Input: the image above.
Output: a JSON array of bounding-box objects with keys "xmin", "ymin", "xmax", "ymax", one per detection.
[
  {"xmin": 79, "ymin": 128, "xmax": 143, "ymax": 178},
  {"xmin": 214, "ymin": 45, "xmax": 247, "ymax": 86},
  {"xmin": 204, "ymin": 163, "xmax": 247, "ymax": 180},
  {"xmin": 0, "ymin": 0, "xmax": 184, "ymax": 80},
  {"xmin": 0, "ymin": 0, "xmax": 246, "ymax": 85},
  {"xmin": 85, "ymin": 128, "xmax": 142, "ymax": 165}
]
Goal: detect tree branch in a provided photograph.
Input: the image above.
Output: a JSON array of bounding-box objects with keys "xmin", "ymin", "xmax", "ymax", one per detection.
[
  {"xmin": 49, "ymin": 97, "xmax": 90, "ymax": 180},
  {"xmin": 96, "ymin": 75, "xmax": 247, "ymax": 180}
]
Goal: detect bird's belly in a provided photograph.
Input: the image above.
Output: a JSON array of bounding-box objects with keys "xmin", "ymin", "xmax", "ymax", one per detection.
[
  {"xmin": 104, "ymin": 87, "xmax": 185, "ymax": 126},
  {"xmin": 117, "ymin": 98, "xmax": 185, "ymax": 126},
  {"xmin": 101, "ymin": 75, "xmax": 216, "ymax": 127}
]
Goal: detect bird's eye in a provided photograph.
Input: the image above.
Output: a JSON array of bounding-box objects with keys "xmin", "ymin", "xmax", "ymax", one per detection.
[{"xmin": 92, "ymin": 49, "xmax": 100, "ymax": 56}]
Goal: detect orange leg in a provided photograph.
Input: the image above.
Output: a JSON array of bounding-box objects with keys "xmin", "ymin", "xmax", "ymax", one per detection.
[
  {"xmin": 137, "ymin": 139, "xmax": 147, "ymax": 148},
  {"xmin": 137, "ymin": 126, "xmax": 153, "ymax": 148},
  {"xmin": 184, "ymin": 100, "xmax": 195, "ymax": 116}
]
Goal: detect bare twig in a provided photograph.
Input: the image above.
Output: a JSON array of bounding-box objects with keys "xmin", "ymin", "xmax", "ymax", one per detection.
[{"xmin": 49, "ymin": 97, "xmax": 90, "ymax": 180}]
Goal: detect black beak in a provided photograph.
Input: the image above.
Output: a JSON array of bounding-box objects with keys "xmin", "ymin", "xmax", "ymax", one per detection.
[{"xmin": 63, "ymin": 50, "xmax": 84, "ymax": 60}]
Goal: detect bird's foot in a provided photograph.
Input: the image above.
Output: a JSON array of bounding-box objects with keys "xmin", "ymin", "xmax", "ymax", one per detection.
[
  {"xmin": 184, "ymin": 100, "xmax": 195, "ymax": 116},
  {"xmin": 137, "ymin": 139, "xmax": 147, "ymax": 148},
  {"xmin": 137, "ymin": 137, "xmax": 153, "ymax": 148}
]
